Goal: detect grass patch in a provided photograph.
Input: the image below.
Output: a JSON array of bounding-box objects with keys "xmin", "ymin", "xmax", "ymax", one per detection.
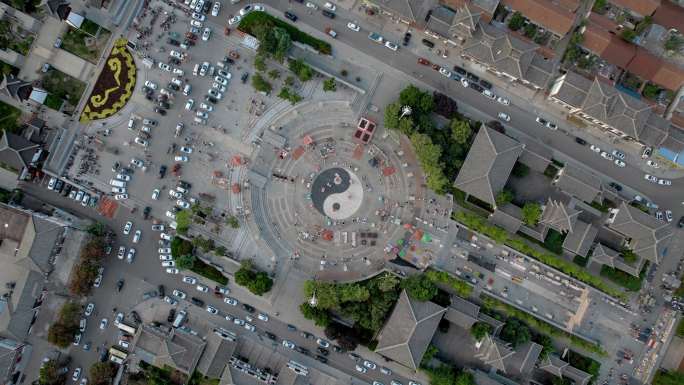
[
  {"xmin": 61, "ymin": 27, "xmax": 111, "ymax": 63},
  {"xmin": 573, "ymin": 254, "xmax": 589, "ymax": 267},
  {"xmin": 238, "ymin": 11, "xmax": 331, "ymax": 55},
  {"xmin": 424, "ymin": 268, "xmax": 472, "ymax": 298},
  {"xmin": 41, "ymin": 69, "xmax": 86, "ymax": 108},
  {"xmin": 0, "ymin": 101, "xmax": 21, "ymax": 134},
  {"xmin": 80, "ymin": 19, "xmax": 102, "ymax": 36},
  {"xmin": 190, "ymin": 258, "xmax": 228, "ymax": 285},
  {"xmin": 676, "ymin": 319, "xmax": 684, "ymax": 338},
  {"xmin": 543, "ymin": 229, "xmax": 566, "ymax": 254},
  {"xmin": 567, "ymin": 350, "xmax": 601, "ymax": 379},
  {"xmin": 481, "ymin": 294, "xmax": 607, "ymax": 356},
  {"xmin": 44, "ymin": 94, "xmax": 63, "ymax": 110},
  {"xmin": 600, "ymin": 264, "xmax": 644, "ymax": 292}
]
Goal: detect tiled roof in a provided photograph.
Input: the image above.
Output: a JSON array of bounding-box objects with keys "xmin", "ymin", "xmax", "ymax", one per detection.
[
  {"xmin": 590, "ymin": 243, "xmax": 619, "ymax": 268},
  {"xmin": 444, "ymin": 296, "xmax": 480, "ymax": 329},
  {"xmin": 375, "ymin": 290, "xmax": 446, "ymax": 369},
  {"xmin": 562, "ymin": 220, "xmax": 598, "ymax": 257},
  {"xmin": 426, "ymin": 6, "xmax": 458, "ymax": 38},
  {"xmin": 540, "ymin": 198, "xmax": 580, "ymax": 233},
  {"xmin": 500, "ymin": 0, "xmax": 576, "ymax": 36},
  {"xmin": 454, "ymin": 126, "xmax": 523, "ymax": 206},
  {"xmin": 581, "ymin": 22, "xmax": 636, "ymax": 68},
  {"xmin": 626, "ymin": 48, "xmax": 684, "ymax": 91},
  {"xmin": 0, "ymin": 132, "xmax": 39, "ymax": 173},
  {"xmin": 372, "ymin": 0, "xmax": 438, "ymax": 26},
  {"xmin": 610, "ymin": 0, "xmax": 660, "ymax": 17},
  {"xmin": 653, "ymin": 0, "xmax": 684, "ymax": 33},
  {"xmin": 463, "ymin": 22, "xmax": 537, "ymax": 80},
  {"xmin": 549, "ymin": 71, "xmax": 593, "ymax": 108},
  {"xmin": 609, "ymin": 202, "xmax": 673, "ymax": 263},
  {"xmin": 490, "ymin": 204, "xmax": 523, "ymax": 233},
  {"xmin": 553, "ymin": 165, "xmax": 602, "ymax": 203}
]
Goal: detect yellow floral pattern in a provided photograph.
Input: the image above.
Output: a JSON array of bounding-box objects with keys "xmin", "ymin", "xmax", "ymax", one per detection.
[{"xmin": 80, "ymin": 38, "xmax": 136, "ymax": 122}]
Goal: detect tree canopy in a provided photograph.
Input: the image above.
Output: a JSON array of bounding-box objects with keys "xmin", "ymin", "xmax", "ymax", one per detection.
[
  {"xmin": 234, "ymin": 260, "xmax": 273, "ymax": 295},
  {"xmin": 470, "ymin": 322, "xmax": 492, "ymax": 341},
  {"xmin": 500, "ymin": 318, "xmax": 531, "ymax": 348},
  {"xmin": 522, "ymin": 202, "xmax": 542, "ymax": 226},
  {"xmin": 400, "ymin": 273, "xmax": 438, "ymax": 301}
]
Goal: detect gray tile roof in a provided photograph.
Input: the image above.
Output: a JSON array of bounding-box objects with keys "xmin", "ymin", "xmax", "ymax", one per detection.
[
  {"xmin": 490, "ymin": 204, "xmax": 523, "ymax": 233},
  {"xmin": 562, "ymin": 220, "xmax": 598, "ymax": 257},
  {"xmin": 553, "ymin": 165, "xmax": 602, "ymax": 203},
  {"xmin": 517, "ymin": 138, "xmax": 552, "ymax": 172},
  {"xmin": 524, "ymin": 53, "xmax": 556, "ymax": 89},
  {"xmin": 0, "ymin": 132, "xmax": 39, "ymax": 173},
  {"xmin": 549, "ymin": 71, "xmax": 592, "ymax": 108},
  {"xmin": 426, "ymin": 6, "xmax": 457, "ymax": 38},
  {"xmin": 590, "ymin": 243, "xmax": 619, "ymax": 268},
  {"xmin": 454, "ymin": 127, "xmax": 523, "ymax": 206},
  {"xmin": 444, "ymin": 296, "xmax": 480, "ymax": 329},
  {"xmin": 451, "ymin": 3, "xmax": 482, "ymax": 40},
  {"xmin": 135, "ymin": 326, "xmax": 206, "ymax": 374},
  {"xmin": 28, "ymin": 216, "xmax": 64, "ymax": 273},
  {"xmin": 540, "ymin": 198, "xmax": 580, "ymax": 233},
  {"xmin": 463, "ymin": 23, "xmax": 537, "ymax": 80},
  {"xmin": 3, "ymin": 270, "xmax": 43, "ymax": 341},
  {"xmin": 474, "ymin": 335, "xmax": 514, "ymax": 373},
  {"xmin": 539, "ymin": 355, "xmax": 593, "ymax": 385},
  {"xmin": 371, "ymin": 0, "xmax": 438, "ymax": 26},
  {"xmin": 196, "ymin": 331, "xmax": 237, "ymax": 378},
  {"xmin": 505, "ymin": 341, "xmax": 542, "ymax": 377},
  {"xmin": 0, "ymin": 338, "xmax": 21, "ymax": 382},
  {"xmin": 608, "ymin": 202, "xmax": 672, "ymax": 263},
  {"xmin": 375, "ymin": 290, "xmax": 446, "ymax": 370}
]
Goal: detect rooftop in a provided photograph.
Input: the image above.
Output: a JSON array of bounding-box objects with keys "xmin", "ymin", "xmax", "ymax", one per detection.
[
  {"xmin": 553, "ymin": 164, "xmax": 602, "ymax": 203},
  {"xmin": 500, "ymin": 0, "xmax": 576, "ymax": 36},
  {"xmin": 608, "ymin": 202, "xmax": 672, "ymax": 263}
]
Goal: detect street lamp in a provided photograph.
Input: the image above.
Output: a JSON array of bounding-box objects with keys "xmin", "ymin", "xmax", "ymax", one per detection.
[{"xmin": 399, "ymin": 105, "xmax": 412, "ymax": 119}]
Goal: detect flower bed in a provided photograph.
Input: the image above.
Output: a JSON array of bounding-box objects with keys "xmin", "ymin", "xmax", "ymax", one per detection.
[{"xmin": 80, "ymin": 38, "xmax": 136, "ymax": 122}]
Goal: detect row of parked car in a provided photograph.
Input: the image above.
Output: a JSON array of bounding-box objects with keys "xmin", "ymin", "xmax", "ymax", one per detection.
[{"xmin": 47, "ymin": 177, "xmax": 99, "ymax": 208}]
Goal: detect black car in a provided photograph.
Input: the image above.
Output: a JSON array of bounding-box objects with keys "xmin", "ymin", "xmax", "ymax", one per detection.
[
  {"xmin": 295, "ymin": 346, "xmax": 310, "ymax": 355},
  {"xmin": 202, "ymin": 1, "xmax": 211, "ymax": 13},
  {"xmin": 264, "ymin": 332, "xmax": 276, "ymax": 340},
  {"xmin": 315, "ymin": 355, "xmax": 328, "ymax": 363},
  {"xmin": 143, "ymin": 206, "xmax": 151, "ymax": 220},
  {"xmin": 321, "ymin": 10, "xmax": 335, "ymax": 18},
  {"xmin": 332, "ymin": 345, "xmax": 343, "ymax": 353},
  {"xmin": 301, "ymin": 331, "xmax": 313, "ymax": 339},
  {"xmin": 130, "ymin": 310, "xmax": 141, "ymax": 324},
  {"xmin": 241, "ymin": 72, "xmax": 249, "ymax": 83},
  {"xmin": 608, "ymin": 182, "xmax": 622, "ymax": 191},
  {"xmin": 167, "ymin": 38, "xmax": 180, "ymax": 46},
  {"xmin": 158, "ymin": 285, "xmax": 165, "ymax": 297},
  {"xmin": 284, "ymin": 11, "xmax": 298, "ymax": 21},
  {"xmin": 204, "ymin": 95, "xmax": 217, "ymax": 104},
  {"xmin": 62, "ymin": 184, "xmax": 72, "ymax": 197},
  {"xmin": 421, "ymin": 38, "xmax": 435, "ymax": 48},
  {"xmin": 178, "ymin": 180, "xmax": 191, "ymax": 189},
  {"xmin": 242, "ymin": 304, "xmax": 255, "ymax": 313},
  {"xmin": 224, "ymin": 57, "xmax": 235, "ymax": 65},
  {"xmin": 154, "ymin": 107, "xmax": 166, "ymax": 116},
  {"xmin": 575, "ymin": 137, "xmax": 587, "ymax": 145},
  {"xmin": 469, "ymin": 83, "xmax": 484, "ymax": 93},
  {"xmin": 287, "ymin": 324, "xmax": 297, "ymax": 331},
  {"xmin": 116, "ymin": 279, "xmax": 124, "ymax": 292},
  {"xmin": 293, "ymin": 0, "xmax": 304, "ymax": 3},
  {"xmin": 159, "ymin": 165, "xmax": 167, "ymax": 178},
  {"xmin": 479, "ymin": 79, "xmax": 493, "ymax": 90},
  {"xmin": 168, "ymin": 83, "xmax": 180, "ymax": 91},
  {"xmin": 317, "ymin": 347, "xmax": 329, "ymax": 356},
  {"xmin": 167, "ymin": 308, "xmax": 176, "ymax": 322},
  {"xmin": 453, "ymin": 65, "xmax": 467, "ymax": 75},
  {"xmin": 191, "ymin": 297, "xmax": 205, "ymax": 306},
  {"xmin": 466, "ymin": 72, "xmax": 479, "ymax": 82},
  {"xmin": 168, "ymin": 57, "xmax": 181, "ymax": 66},
  {"xmin": 678, "ymin": 216, "xmax": 684, "ymax": 228},
  {"xmin": 183, "ymin": 38, "xmax": 195, "ymax": 47},
  {"xmin": 403, "ymin": 32, "xmax": 412, "ymax": 46},
  {"xmin": 158, "ymin": 101, "xmax": 170, "ymax": 109}
]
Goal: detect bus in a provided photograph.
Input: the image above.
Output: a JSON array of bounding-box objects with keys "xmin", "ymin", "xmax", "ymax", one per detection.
[
  {"xmin": 109, "ymin": 346, "xmax": 128, "ymax": 364},
  {"xmin": 116, "ymin": 321, "xmax": 137, "ymax": 335}
]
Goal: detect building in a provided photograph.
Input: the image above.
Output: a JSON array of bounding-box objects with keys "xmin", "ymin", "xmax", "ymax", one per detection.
[
  {"xmin": 552, "ymin": 164, "xmax": 602, "ymax": 203},
  {"xmin": 625, "ymin": 48, "xmax": 684, "ymax": 92},
  {"xmin": 548, "ymin": 72, "xmax": 670, "ymax": 146},
  {"xmin": 500, "ymin": 0, "xmax": 578, "ymax": 37},
  {"xmin": 375, "ymin": 290, "xmax": 446, "ymax": 370},
  {"xmin": 0, "ymin": 338, "xmax": 29, "ymax": 385},
  {"xmin": 606, "ymin": 201, "xmax": 672, "ymax": 263},
  {"xmin": 0, "ymin": 76, "xmax": 32, "ymax": 102},
  {"xmin": 0, "ymin": 132, "xmax": 42, "ymax": 181},
  {"xmin": 474, "ymin": 334, "xmax": 542, "ymax": 380},
  {"xmin": 608, "ymin": 0, "xmax": 660, "ymax": 18},
  {"xmin": 454, "ymin": 126, "xmax": 524, "ymax": 207},
  {"xmin": 366, "ymin": 0, "xmax": 438, "ymax": 27},
  {"xmin": 538, "ymin": 354, "xmax": 593, "ymax": 385},
  {"xmin": 590, "ymin": 243, "xmax": 644, "ymax": 276},
  {"xmin": 133, "ymin": 325, "xmax": 207, "ymax": 375}
]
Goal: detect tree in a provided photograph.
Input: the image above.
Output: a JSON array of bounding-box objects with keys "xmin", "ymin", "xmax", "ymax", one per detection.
[
  {"xmin": 665, "ymin": 34, "xmax": 684, "ymax": 51},
  {"xmin": 454, "ymin": 372, "xmax": 475, "ymax": 385},
  {"xmin": 511, "ymin": 162, "xmax": 530, "ymax": 178},
  {"xmin": 278, "ymin": 87, "xmax": 303, "ymax": 104},
  {"xmin": 470, "ymin": 322, "xmax": 492, "ymax": 341},
  {"xmin": 324, "ymin": 322, "xmax": 359, "ymax": 351},
  {"xmin": 500, "ymin": 318, "xmax": 531, "ymax": 348},
  {"xmin": 508, "ymin": 12, "xmax": 525, "ymax": 31},
  {"xmin": 399, "ymin": 85, "xmax": 434, "ymax": 114},
  {"xmin": 175, "ymin": 210, "xmax": 192, "ymax": 235},
  {"xmin": 235, "ymin": 260, "xmax": 273, "ymax": 295},
  {"xmin": 400, "ymin": 274, "xmax": 437, "ymax": 301},
  {"xmin": 39, "ymin": 359, "xmax": 65, "ymax": 385},
  {"xmin": 299, "ymin": 302, "xmax": 331, "ymax": 326},
  {"xmin": 251, "ymin": 271, "xmax": 274, "ymax": 294},
  {"xmin": 433, "ymin": 91, "xmax": 458, "ymax": 118},
  {"xmin": 86, "ymin": 222, "xmax": 106, "ymax": 236},
  {"xmin": 410, "ymin": 132, "xmax": 448, "ymax": 193},
  {"xmin": 375, "ymin": 273, "xmax": 399, "ymax": 292},
  {"xmin": 522, "ymin": 202, "xmax": 542, "ymax": 226},
  {"xmin": 214, "ymin": 246, "xmax": 228, "ymax": 256},
  {"xmin": 450, "ymin": 119, "xmax": 472, "ymax": 144},
  {"xmin": 271, "ymin": 27, "xmax": 292, "ymax": 62},
  {"xmin": 621, "ymin": 29, "xmax": 637, "ymax": 42},
  {"xmin": 89, "ymin": 362, "xmax": 116, "ymax": 385},
  {"xmin": 284, "ymin": 76, "xmax": 295, "ymax": 86},
  {"xmin": 383, "ymin": 102, "xmax": 403, "ymax": 131},
  {"xmin": 47, "ymin": 302, "xmax": 81, "ymax": 348},
  {"xmin": 652, "ymin": 370, "xmax": 684, "ymax": 385},
  {"xmin": 421, "ymin": 344, "xmax": 439, "ymax": 368},
  {"xmin": 535, "ymin": 334, "xmax": 554, "ymax": 358},
  {"xmin": 251, "ymin": 73, "xmax": 272, "ymax": 93},
  {"xmin": 495, "ymin": 189, "xmax": 514, "ymax": 206},
  {"xmin": 289, "ymin": 59, "xmax": 314, "ymax": 81},
  {"xmin": 171, "ymin": 237, "xmax": 194, "ymax": 259},
  {"xmin": 424, "ymin": 365, "xmax": 457, "ymax": 385},
  {"xmin": 253, "ymin": 54, "xmax": 267, "ymax": 72},
  {"xmin": 176, "ymin": 254, "xmax": 196, "ymax": 269},
  {"xmin": 621, "ymin": 249, "xmax": 639, "ymax": 264},
  {"xmin": 323, "ymin": 78, "xmax": 336, "ymax": 92},
  {"xmin": 268, "ymin": 69, "xmax": 280, "ymax": 79},
  {"xmin": 192, "ymin": 236, "xmax": 215, "ymax": 252},
  {"xmin": 226, "ymin": 216, "xmax": 240, "ymax": 229}
]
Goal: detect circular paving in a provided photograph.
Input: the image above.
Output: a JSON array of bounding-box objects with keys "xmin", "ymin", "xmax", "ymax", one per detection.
[{"xmin": 312, "ymin": 167, "xmax": 363, "ymax": 220}]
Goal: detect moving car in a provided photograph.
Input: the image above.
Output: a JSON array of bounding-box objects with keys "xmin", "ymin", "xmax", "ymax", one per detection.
[
  {"xmin": 497, "ymin": 112, "xmax": 510, "ymax": 122},
  {"xmin": 183, "ymin": 276, "xmax": 197, "ymax": 284},
  {"xmin": 284, "ymin": 11, "xmax": 297, "ymax": 21},
  {"xmin": 347, "ymin": 22, "xmax": 360, "ymax": 31},
  {"xmin": 644, "ymin": 174, "xmax": 658, "ymax": 183},
  {"xmin": 133, "ymin": 230, "xmax": 142, "ymax": 243},
  {"xmin": 384, "ymin": 41, "xmax": 398, "ymax": 51}
]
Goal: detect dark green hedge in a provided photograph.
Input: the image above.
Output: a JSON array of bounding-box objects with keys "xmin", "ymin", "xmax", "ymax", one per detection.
[
  {"xmin": 238, "ymin": 11, "xmax": 332, "ymax": 55},
  {"xmin": 190, "ymin": 258, "xmax": 228, "ymax": 285}
]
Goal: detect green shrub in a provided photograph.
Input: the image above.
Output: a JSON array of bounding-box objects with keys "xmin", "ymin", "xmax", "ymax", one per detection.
[
  {"xmin": 508, "ymin": 12, "xmax": 525, "ymax": 31},
  {"xmin": 238, "ymin": 11, "xmax": 331, "ymax": 54},
  {"xmin": 235, "ymin": 260, "xmax": 273, "ymax": 295},
  {"xmin": 600, "ymin": 265, "xmax": 642, "ymax": 291},
  {"xmin": 171, "ymin": 237, "xmax": 194, "ymax": 259},
  {"xmin": 190, "ymin": 258, "xmax": 228, "ymax": 285},
  {"xmin": 251, "ymin": 73, "xmax": 272, "ymax": 93},
  {"xmin": 424, "ymin": 269, "xmax": 472, "ymax": 298},
  {"xmin": 543, "ymin": 229, "xmax": 565, "ymax": 254}
]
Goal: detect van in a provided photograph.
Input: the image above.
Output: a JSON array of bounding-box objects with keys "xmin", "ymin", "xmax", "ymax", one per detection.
[
  {"xmin": 127, "ymin": 118, "xmax": 135, "ymax": 130},
  {"xmin": 172, "ymin": 310, "xmax": 187, "ymax": 328},
  {"xmin": 175, "ymin": 122, "xmax": 184, "ymax": 137},
  {"xmin": 193, "ymin": 63, "xmax": 200, "ymax": 76},
  {"xmin": 109, "ymin": 179, "xmax": 127, "ymax": 188},
  {"xmin": 183, "ymin": 84, "xmax": 192, "ymax": 96}
]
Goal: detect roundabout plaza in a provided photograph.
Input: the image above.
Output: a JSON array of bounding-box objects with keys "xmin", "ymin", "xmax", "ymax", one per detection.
[{"xmin": 246, "ymin": 114, "xmax": 429, "ymax": 280}]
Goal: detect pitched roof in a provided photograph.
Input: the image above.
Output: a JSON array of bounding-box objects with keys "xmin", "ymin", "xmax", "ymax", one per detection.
[
  {"xmin": 28, "ymin": 216, "xmax": 64, "ymax": 273},
  {"xmin": 581, "ymin": 22, "xmax": 636, "ymax": 68},
  {"xmin": 608, "ymin": 202, "xmax": 673, "ymax": 263},
  {"xmin": 463, "ymin": 22, "xmax": 537, "ymax": 80},
  {"xmin": 372, "ymin": 0, "xmax": 438, "ymax": 26},
  {"xmin": 375, "ymin": 290, "xmax": 446, "ymax": 369},
  {"xmin": 626, "ymin": 48, "xmax": 684, "ymax": 91},
  {"xmin": 0, "ymin": 132, "xmax": 39, "ymax": 173},
  {"xmin": 581, "ymin": 78, "xmax": 651, "ymax": 139},
  {"xmin": 653, "ymin": 0, "xmax": 684, "ymax": 33},
  {"xmin": 553, "ymin": 165, "xmax": 602, "ymax": 203},
  {"xmin": 500, "ymin": 0, "xmax": 576, "ymax": 36},
  {"xmin": 135, "ymin": 326, "xmax": 207, "ymax": 374},
  {"xmin": 549, "ymin": 71, "xmax": 593, "ymax": 108},
  {"xmin": 196, "ymin": 332, "xmax": 237, "ymax": 378},
  {"xmin": 540, "ymin": 198, "xmax": 580, "ymax": 233},
  {"xmin": 562, "ymin": 220, "xmax": 598, "ymax": 257},
  {"xmin": 0, "ymin": 339, "xmax": 21, "ymax": 382},
  {"xmin": 454, "ymin": 126, "xmax": 523, "ymax": 206},
  {"xmin": 444, "ymin": 296, "xmax": 480, "ymax": 329},
  {"xmin": 590, "ymin": 243, "xmax": 619, "ymax": 268},
  {"xmin": 475, "ymin": 335, "xmax": 514, "ymax": 372},
  {"xmin": 524, "ymin": 53, "xmax": 556, "ymax": 89},
  {"xmin": 426, "ymin": 6, "xmax": 459, "ymax": 38},
  {"xmin": 539, "ymin": 355, "xmax": 593, "ymax": 385},
  {"xmin": 490, "ymin": 204, "xmax": 523, "ymax": 233},
  {"xmin": 610, "ymin": 0, "xmax": 660, "ymax": 17},
  {"xmin": 451, "ymin": 3, "xmax": 482, "ymax": 39}
]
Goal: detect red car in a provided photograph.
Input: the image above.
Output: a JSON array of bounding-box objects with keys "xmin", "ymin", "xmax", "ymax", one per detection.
[{"xmin": 417, "ymin": 57, "xmax": 430, "ymax": 65}]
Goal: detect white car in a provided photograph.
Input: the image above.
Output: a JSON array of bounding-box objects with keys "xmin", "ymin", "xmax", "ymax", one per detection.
[
  {"xmin": 244, "ymin": 323, "xmax": 256, "ymax": 332},
  {"xmin": 162, "ymin": 261, "xmax": 176, "ymax": 267},
  {"xmin": 239, "ymin": 4, "xmax": 254, "ymax": 15},
  {"xmin": 126, "ymin": 248, "xmax": 136, "ymax": 263},
  {"xmin": 224, "ymin": 297, "xmax": 238, "ymax": 306},
  {"xmin": 172, "ymin": 68, "xmax": 185, "ymax": 76},
  {"xmin": 131, "ymin": 158, "xmax": 144, "ymax": 168},
  {"xmin": 212, "ymin": 82, "xmax": 226, "ymax": 92},
  {"xmin": 196, "ymin": 111, "xmax": 209, "ymax": 119},
  {"xmin": 174, "ymin": 155, "xmax": 189, "ymax": 162},
  {"xmin": 306, "ymin": 1, "xmax": 318, "ymax": 8},
  {"xmin": 600, "ymin": 151, "xmax": 614, "ymax": 161},
  {"xmin": 158, "ymin": 62, "xmax": 171, "ymax": 71},
  {"xmin": 111, "ymin": 187, "xmax": 126, "ymax": 194},
  {"xmin": 384, "ymin": 41, "xmax": 398, "ymax": 51},
  {"xmin": 644, "ymin": 174, "xmax": 658, "ymax": 183},
  {"xmin": 133, "ymin": 230, "xmax": 142, "ymax": 243},
  {"xmin": 178, "ymin": 146, "xmax": 193, "ymax": 154},
  {"xmin": 192, "ymin": 12, "xmax": 206, "ymax": 21},
  {"xmin": 176, "ymin": 200, "xmax": 191, "ymax": 209},
  {"xmin": 185, "ymin": 99, "xmax": 195, "ymax": 111},
  {"xmin": 190, "ymin": 19, "xmax": 203, "ymax": 28},
  {"xmin": 99, "ymin": 318, "xmax": 108, "ymax": 330},
  {"xmin": 590, "ymin": 144, "xmax": 601, "ymax": 153},
  {"xmin": 160, "ymin": 232, "xmax": 172, "ymax": 240},
  {"xmin": 160, "ymin": 255, "xmax": 173, "ymax": 261},
  {"xmin": 200, "ymin": 103, "xmax": 213, "ymax": 111},
  {"xmin": 183, "ymin": 276, "xmax": 198, "ymax": 284},
  {"xmin": 117, "ymin": 246, "xmax": 125, "ymax": 260},
  {"xmin": 116, "ymin": 174, "xmax": 131, "ymax": 181},
  {"xmin": 228, "ymin": 15, "xmax": 241, "ymax": 25},
  {"xmin": 208, "ymin": 89, "xmax": 223, "ymax": 99},
  {"xmin": 647, "ymin": 160, "xmax": 660, "ymax": 168},
  {"xmin": 134, "ymin": 137, "xmax": 149, "ymax": 147},
  {"xmin": 152, "ymin": 189, "xmax": 160, "ymax": 200},
  {"xmin": 206, "ymin": 306, "xmax": 218, "ymax": 314},
  {"xmin": 347, "ymin": 22, "xmax": 360, "ymax": 31},
  {"xmin": 72, "ymin": 368, "xmax": 82, "ymax": 381},
  {"xmin": 169, "ymin": 189, "xmax": 183, "ymax": 199},
  {"xmin": 316, "ymin": 338, "xmax": 330, "ymax": 348},
  {"xmin": 438, "ymin": 67, "xmax": 451, "ymax": 78},
  {"xmin": 254, "ymin": 5, "xmax": 264, "ymax": 11},
  {"xmin": 114, "ymin": 312, "xmax": 124, "ymax": 324},
  {"xmin": 497, "ymin": 112, "xmax": 510, "ymax": 122},
  {"xmin": 144, "ymin": 80, "xmax": 157, "ymax": 90},
  {"xmin": 166, "ymin": 268, "xmax": 180, "ymax": 274},
  {"xmin": 496, "ymin": 96, "xmax": 510, "ymax": 105},
  {"xmin": 355, "ymin": 365, "xmax": 367, "ymax": 374},
  {"xmin": 85, "ymin": 303, "xmax": 95, "ymax": 316},
  {"xmin": 123, "ymin": 221, "xmax": 133, "ymax": 235},
  {"xmin": 324, "ymin": 1, "xmax": 336, "ymax": 11},
  {"xmin": 114, "ymin": 194, "xmax": 128, "ymax": 200},
  {"xmin": 658, "ymin": 178, "xmax": 672, "ymax": 186},
  {"xmin": 196, "ymin": 284, "xmax": 209, "ymax": 292},
  {"xmin": 173, "ymin": 289, "xmax": 186, "ymax": 299},
  {"xmin": 47, "ymin": 177, "xmax": 56, "ymax": 190},
  {"xmin": 614, "ymin": 159, "xmax": 626, "ymax": 167},
  {"xmin": 202, "ymin": 27, "xmax": 211, "ymax": 41},
  {"xmin": 159, "ymin": 247, "xmax": 171, "ymax": 254},
  {"xmin": 211, "ymin": 1, "xmax": 221, "ymax": 16},
  {"xmin": 282, "ymin": 340, "xmax": 295, "ymax": 349},
  {"xmin": 363, "ymin": 360, "xmax": 377, "ymax": 370},
  {"xmin": 169, "ymin": 50, "xmax": 183, "ymax": 59},
  {"xmin": 257, "ymin": 313, "xmax": 269, "ymax": 322}
]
